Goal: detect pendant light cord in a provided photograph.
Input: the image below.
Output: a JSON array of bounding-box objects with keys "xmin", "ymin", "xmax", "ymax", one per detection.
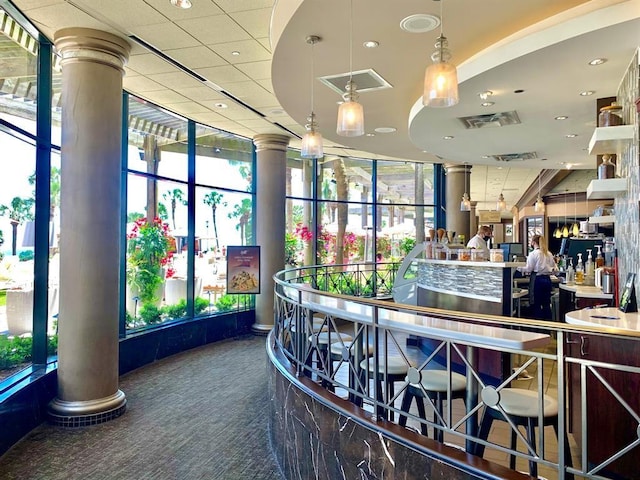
[
  {"xmin": 349, "ymin": 0, "xmax": 353, "ymax": 82},
  {"xmin": 310, "ymin": 40, "xmax": 315, "ymax": 113}
]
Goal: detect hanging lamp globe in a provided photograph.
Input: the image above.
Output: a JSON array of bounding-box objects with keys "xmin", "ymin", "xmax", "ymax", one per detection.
[
  {"xmin": 337, "ymin": 80, "xmax": 364, "ymax": 136},
  {"xmin": 301, "ymin": 113, "xmax": 324, "ymax": 159},
  {"xmin": 423, "ymin": 35, "xmax": 459, "ymax": 108}
]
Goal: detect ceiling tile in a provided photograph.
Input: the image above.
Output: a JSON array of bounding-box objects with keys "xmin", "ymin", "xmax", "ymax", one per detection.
[
  {"xmin": 256, "ymin": 37, "xmax": 271, "ymax": 52},
  {"xmin": 213, "ymin": 0, "xmax": 274, "ymax": 14},
  {"xmin": 72, "ymin": 0, "xmax": 167, "ymax": 28},
  {"xmin": 162, "ymin": 102, "xmax": 212, "ymax": 115},
  {"xmin": 228, "ymin": 8, "xmax": 272, "ymax": 38},
  {"xmin": 130, "ymin": 22, "xmax": 200, "ymax": 50},
  {"xmin": 194, "ymin": 65, "xmax": 251, "ymax": 84},
  {"xmin": 175, "ymin": 14, "xmax": 251, "ymax": 45},
  {"xmin": 178, "ymin": 86, "xmax": 227, "ymax": 102},
  {"xmin": 190, "ymin": 111, "xmax": 230, "ymax": 124},
  {"xmin": 221, "ymin": 80, "xmax": 268, "ymax": 98},
  {"xmin": 163, "ymin": 46, "xmax": 226, "ymax": 70},
  {"xmin": 234, "ymin": 60, "xmax": 271, "ymax": 80},
  {"xmin": 141, "ymin": 89, "xmax": 191, "ymax": 105},
  {"xmin": 255, "ymin": 78, "xmax": 274, "ymax": 94},
  {"xmin": 241, "ymin": 89, "xmax": 278, "ymax": 108},
  {"xmin": 198, "ymin": 101, "xmax": 262, "ymax": 121},
  {"xmin": 123, "ymin": 75, "xmax": 166, "ymax": 92},
  {"xmin": 147, "ymin": 70, "xmax": 205, "ymax": 90},
  {"xmin": 143, "ymin": 0, "xmax": 223, "ymax": 19},
  {"xmin": 128, "ymin": 53, "xmax": 176, "ymax": 75},
  {"xmin": 208, "ymin": 39, "xmax": 271, "ymax": 64},
  {"xmin": 19, "ymin": 3, "xmax": 112, "ymax": 38}
]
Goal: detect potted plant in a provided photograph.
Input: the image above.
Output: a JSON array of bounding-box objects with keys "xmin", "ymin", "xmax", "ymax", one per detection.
[{"xmin": 126, "ymin": 217, "xmax": 172, "ymax": 315}]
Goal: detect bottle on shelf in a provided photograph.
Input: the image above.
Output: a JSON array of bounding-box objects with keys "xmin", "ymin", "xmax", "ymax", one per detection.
[
  {"xmin": 584, "ymin": 249, "xmax": 595, "ymax": 286},
  {"xmin": 566, "ymin": 257, "xmax": 575, "ymax": 286},
  {"xmin": 575, "ymin": 253, "xmax": 584, "ymax": 285},
  {"xmin": 595, "ymin": 245, "xmax": 604, "ymax": 268}
]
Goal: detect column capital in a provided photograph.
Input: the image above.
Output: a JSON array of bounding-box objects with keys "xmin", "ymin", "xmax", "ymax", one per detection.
[
  {"xmin": 253, "ymin": 134, "xmax": 291, "ymax": 153},
  {"xmin": 54, "ymin": 28, "xmax": 131, "ymax": 72},
  {"xmin": 444, "ymin": 163, "xmax": 472, "ymax": 174}
]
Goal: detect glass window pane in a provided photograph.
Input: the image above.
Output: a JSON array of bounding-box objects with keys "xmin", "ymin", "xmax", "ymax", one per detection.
[{"xmin": 196, "ymin": 125, "xmax": 252, "ymax": 192}]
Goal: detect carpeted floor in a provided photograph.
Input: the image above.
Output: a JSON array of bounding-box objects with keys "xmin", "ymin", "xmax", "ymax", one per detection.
[{"xmin": 0, "ymin": 335, "xmax": 284, "ymax": 480}]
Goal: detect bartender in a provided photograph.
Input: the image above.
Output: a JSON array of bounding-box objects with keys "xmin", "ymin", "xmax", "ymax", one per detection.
[
  {"xmin": 517, "ymin": 234, "xmax": 557, "ymax": 320},
  {"xmin": 466, "ymin": 225, "xmax": 492, "ymax": 260}
]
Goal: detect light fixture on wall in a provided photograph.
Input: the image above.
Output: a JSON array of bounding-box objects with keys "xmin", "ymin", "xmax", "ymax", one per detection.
[
  {"xmin": 534, "ymin": 171, "xmax": 545, "ymax": 213},
  {"xmin": 460, "ymin": 163, "xmax": 471, "ymax": 211},
  {"xmin": 571, "ymin": 191, "xmax": 580, "ymax": 236},
  {"xmin": 170, "ymin": 0, "xmax": 192, "ymax": 9},
  {"xmin": 496, "ymin": 193, "xmax": 506, "ymax": 212},
  {"xmin": 423, "ymin": 0, "xmax": 459, "ymax": 107},
  {"xmin": 336, "ymin": 0, "xmax": 364, "ymax": 136},
  {"xmin": 301, "ymin": 36, "xmax": 324, "ymax": 159}
]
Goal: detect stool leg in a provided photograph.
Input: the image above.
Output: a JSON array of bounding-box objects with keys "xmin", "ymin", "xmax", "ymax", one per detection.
[
  {"xmin": 526, "ymin": 418, "xmax": 538, "ymax": 478},
  {"xmin": 509, "ymin": 428, "xmax": 517, "ymax": 470},
  {"xmin": 415, "ymin": 397, "xmax": 429, "ymax": 436},
  {"xmin": 388, "ymin": 381, "xmax": 395, "ymax": 422},
  {"xmin": 398, "ymin": 391, "xmax": 414, "ymax": 428},
  {"xmin": 434, "ymin": 394, "xmax": 444, "ymax": 442},
  {"xmin": 475, "ymin": 410, "xmax": 494, "ymax": 457}
]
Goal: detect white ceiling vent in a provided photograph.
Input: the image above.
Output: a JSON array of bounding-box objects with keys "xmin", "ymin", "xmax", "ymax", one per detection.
[
  {"xmin": 459, "ymin": 111, "xmax": 521, "ymax": 129},
  {"xmin": 319, "ymin": 69, "xmax": 393, "ymax": 96},
  {"xmin": 492, "ymin": 152, "xmax": 538, "ymax": 162}
]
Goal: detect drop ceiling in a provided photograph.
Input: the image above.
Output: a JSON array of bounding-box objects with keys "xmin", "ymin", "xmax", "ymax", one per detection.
[{"xmin": 4, "ymin": 0, "xmax": 640, "ymax": 214}]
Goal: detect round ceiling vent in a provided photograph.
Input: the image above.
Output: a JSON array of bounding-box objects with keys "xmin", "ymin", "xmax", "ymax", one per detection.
[{"xmin": 400, "ymin": 14, "xmax": 440, "ymax": 33}]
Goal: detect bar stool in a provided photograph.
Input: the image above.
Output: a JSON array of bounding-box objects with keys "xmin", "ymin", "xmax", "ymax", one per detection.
[
  {"xmin": 329, "ymin": 340, "xmax": 374, "ymax": 402},
  {"xmin": 398, "ymin": 368, "xmax": 467, "ymax": 441},
  {"xmin": 475, "ymin": 387, "xmax": 573, "ymax": 478},
  {"xmin": 359, "ymin": 356, "xmax": 413, "ymax": 420},
  {"xmin": 309, "ymin": 331, "xmax": 353, "ymax": 386}
]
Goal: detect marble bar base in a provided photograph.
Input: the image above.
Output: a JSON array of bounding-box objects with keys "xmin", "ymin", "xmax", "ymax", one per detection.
[{"xmin": 267, "ymin": 333, "xmax": 522, "ymax": 480}]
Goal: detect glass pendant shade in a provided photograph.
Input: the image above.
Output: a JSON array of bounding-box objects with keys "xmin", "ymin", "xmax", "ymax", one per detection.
[
  {"xmin": 496, "ymin": 193, "xmax": 506, "ymax": 212},
  {"xmin": 460, "ymin": 192, "xmax": 471, "ymax": 211},
  {"xmin": 534, "ymin": 195, "xmax": 545, "ymax": 213},
  {"xmin": 301, "ymin": 114, "xmax": 323, "ymax": 159},
  {"xmin": 423, "ymin": 35, "xmax": 459, "ymax": 108},
  {"xmin": 572, "ymin": 223, "xmax": 580, "ymax": 236},
  {"xmin": 562, "ymin": 225, "xmax": 569, "ymax": 238},
  {"xmin": 554, "ymin": 226, "xmax": 562, "ymax": 239},
  {"xmin": 337, "ymin": 80, "xmax": 364, "ymax": 137}
]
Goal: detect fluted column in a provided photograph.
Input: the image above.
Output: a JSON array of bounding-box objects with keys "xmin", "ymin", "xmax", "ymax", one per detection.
[
  {"xmin": 49, "ymin": 28, "xmax": 131, "ymax": 425},
  {"xmin": 444, "ymin": 163, "xmax": 471, "ymax": 242},
  {"xmin": 253, "ymin": 134, "xmax": 291, "ymax": 333}
]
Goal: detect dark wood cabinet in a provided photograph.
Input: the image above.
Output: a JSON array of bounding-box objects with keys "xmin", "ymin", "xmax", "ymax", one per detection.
[{"xmin": 566, "ymin": 332, "xmax": 640, "ymax": 479}]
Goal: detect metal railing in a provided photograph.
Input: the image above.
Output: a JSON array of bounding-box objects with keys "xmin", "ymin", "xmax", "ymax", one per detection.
[{"xmin": 272, "ymin": 265, "xmax": 640, "ymax": 480}]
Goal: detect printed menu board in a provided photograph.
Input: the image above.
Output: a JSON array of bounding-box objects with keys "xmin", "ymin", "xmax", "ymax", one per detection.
[
  {"xmin": 619, "ymin": 273, "xmax": 637, "ymax": 313},
  {"xmin": 226, "ymin": 246, "xmax": 260, "ymax": 294}
]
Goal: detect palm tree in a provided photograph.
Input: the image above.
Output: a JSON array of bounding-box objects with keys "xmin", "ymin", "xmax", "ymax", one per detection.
[
  {"xmin": 229, "ymin": 198, "xmax": 252, "ymax": 245},
  {"xmin": 0, "ymin": 196, "xmax": 35, "ymax": 255},
  {"xmin": 203, "ymin": 191, "xmax": 226, "ymax": 251},
  {"xmin": 162, "ymin": 188, "xmax": 186, "ymax": 230},
  {"xmin": 333, "ymin": 159, "xmax": 348, "ymax": 266},
  {"xmin": 29, "ymin": 166, "xmax": 61, "ymax": 221}
]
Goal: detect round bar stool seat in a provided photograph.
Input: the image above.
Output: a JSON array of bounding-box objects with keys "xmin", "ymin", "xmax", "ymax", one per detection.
[
  {"xmin": 398, "ymin": 369, "xmax": 467, "ymax": 440},
  {"xmin": 330, "ymin": 340, "xmax": 374, "ymax": 359},
  {"xmin": 359, "ymin": 356, "xmax": 412, "ymax": 420},
  {"xmin": 476, "ymin": 388, "xmax": 572, "ymax": 479}
]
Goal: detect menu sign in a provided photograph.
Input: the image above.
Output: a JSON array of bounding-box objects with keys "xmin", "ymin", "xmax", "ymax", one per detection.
[
  {"xmin": 226, "ymin": 246, "xmax": 260, "ymax": 294},
  {"xmin": 619, "ymin": 273, "xmax": 637, "ymax": 313}
]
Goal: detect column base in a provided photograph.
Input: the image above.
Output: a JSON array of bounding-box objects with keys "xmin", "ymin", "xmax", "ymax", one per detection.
[
  {"xmin": 251, "ymin": 323, "xmax": 273, "ymax": 336},
  {"xmin": 48, "ymin": 389, "xmax": 127, "ymax": 427}
]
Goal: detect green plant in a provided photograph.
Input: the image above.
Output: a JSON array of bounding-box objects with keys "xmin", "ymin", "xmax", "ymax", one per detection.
[
  {"xmin": 215, "ymin": 294, "xmax": 237, "ymax": 312},
  {"xmin": 19, "ymin": 250, "xmax": 34, "ymax": 262},
  {"xmin": 126, "ymin": 217, "xmax": 172, "ymax": 305},
  {"xmin": 399, "ymin": 237, "xmax": 416, "ymax": 256},
  {"xmin": 163, "ymin": 299, "xmax": 187, "ymax": 319},
  {"xmin": 195, "ymin": 296, "xmax": 209, "ymax": 314},
  {"xmin": 139, "ymin": 303, "xmax": 163, "ymax": 325},
  {"xmin": 285, "ymin": 232, "xmax": 300, "ymax": 266}
]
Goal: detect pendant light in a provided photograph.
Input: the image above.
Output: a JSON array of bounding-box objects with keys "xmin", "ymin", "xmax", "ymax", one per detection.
[
  {"xmin": 423, "ymin": 0, "xmax": 459, "ymax": 108},
  {"xmin": 460, "ymin": 163, "xmax": 471, "ymax": 211},
  {"xmin": 571, "ymin": 191, "xmax": 580, "ymax": 236},
  {"xmin": 301, "ymin": 36, "xmax": 324, "ymax": 159},
  {"xmin": 496, "ymin": 193, "xmax": 506, "ymax": 212},
  {"xmin": 553, "ymin": 217, "xmax": 562, "ymax": 239},
  {"xmin": 562, "ymin": 191, "xmax": 569, "ymax": 238},
  {"xmin": 534, "ymin": 171, "xmax": 545, "ymax": 213},
  {"xmin": 336, "ymin": 0, "xmax": 364, "ymax": 136}
]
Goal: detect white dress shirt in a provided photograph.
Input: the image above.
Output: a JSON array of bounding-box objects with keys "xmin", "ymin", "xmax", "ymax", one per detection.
[{"xmin": 520, "ymin": 248, "xmax": 557, "ymax": 275}]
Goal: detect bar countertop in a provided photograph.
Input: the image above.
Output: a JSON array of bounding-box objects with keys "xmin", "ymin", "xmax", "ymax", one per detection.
[
  {"xmin": 565, "ymin": 307, "xmax": 640, "ymax": 332},
  {"xmin": 559, "ymin": 283, "xmax": 614, "ymax": 300}
]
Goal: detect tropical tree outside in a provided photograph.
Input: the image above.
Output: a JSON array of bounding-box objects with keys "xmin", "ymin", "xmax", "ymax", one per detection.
[
  {"xmin": 203, "ymin": 191, "xmax": 227, "ymax": 251},
  {"xmin": 229, "ymin": 198, "xmax": 252, "ymax": 245},
  {"xmin": 162, "ymin": 188, "xmax": 186, "ymax": 230},
  {"xmin": 0, "ymin": 196, "xmax": 35, "ymax": 255},
  {"xmin": 29, "ymin": 166, "xmax": 61, "ymax": 221}
]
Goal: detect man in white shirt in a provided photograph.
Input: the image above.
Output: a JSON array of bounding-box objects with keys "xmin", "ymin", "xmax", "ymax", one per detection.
[{"xmin": 466, "ymin": 225, "xmax": 492, "ymax": 260}]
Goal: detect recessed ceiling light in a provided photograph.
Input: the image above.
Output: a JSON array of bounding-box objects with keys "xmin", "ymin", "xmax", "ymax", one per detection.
[
  {"xmin": 478, "ymin": 91, "xmax": 493, "ymax": 100},
  {"xmin": 555, "ymin": 115, "xmax": 568, "ymax": 120},
  {"xmin": 399, "ymin": 14, "xmax": 440, "ymax": 33},
  {"xmin": 366, "ymin": 133, "xmax": 375, "ymax": 137},
  {"xmin": 374, "ymin": 127, "xmax": 396, "ymax": 133},
  {"xmin": 588, "ymin": 58, "xmax": 607, "ymax": 66},
  {"xmin": 481, "ymin": 155, "xmax": 490, "ymax": 159},
  {"xmin": 443, "ymin": 135, "xmax": 454, "ymax": 140},
  {"xmin": 363, "ymin": 40, "xmax": 379, "ymax": 48},
  {"xmin": 214, "ymin": 102, "xmax": 228, "ymax": 109},
  {"xmin": 231, "ymin": 51, "xmax": 240, "ymax": 56},
  {"xmin": 481, "ymin": 102, "xmax": 494, "ymax": 107},
  {"xmin": 580, "ymin": 90, "xmax": 595, "ymax": 96},
  {"xmin": 170, "ymin": 0, "xmax": 192, "ymax": 9},
  {"xmin": 269, "ymin": 108, "xmax": 284, "ymax": 115},
  {"xmin": 565, "ymin": 134, "xmax": 578, "ymax": 138}
]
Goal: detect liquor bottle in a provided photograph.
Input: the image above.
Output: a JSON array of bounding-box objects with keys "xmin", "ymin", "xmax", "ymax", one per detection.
[{"xmin": 575, "ymin": 253, "xmax": 584, "ymax": 285}]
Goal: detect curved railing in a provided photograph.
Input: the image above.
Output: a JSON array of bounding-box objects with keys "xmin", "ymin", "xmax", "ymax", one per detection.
[{"xmin": 271, "ymin": 264, "xmax": 640, "ymax": 480}]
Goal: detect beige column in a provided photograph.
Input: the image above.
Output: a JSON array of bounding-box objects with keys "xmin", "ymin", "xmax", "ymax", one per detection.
[
  {"xmin": 444, "ymin": 163, "xmax": 471, "ymax": 242},
  {"xmin": 469, "ymin": 201, "xmax": 479, "ymax": 240},
  {"xmin": 49, "ymin": 29, "xmax": 130, "ymax": 425},
  {"xmin": 253, "ymin": 134, "xmax": 291, "ymax": 333}
]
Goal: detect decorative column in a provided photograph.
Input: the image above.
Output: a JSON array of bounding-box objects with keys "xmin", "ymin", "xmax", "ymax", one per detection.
[
  {"xmin": 444, "ymin": 163, "xmax": 471, "ymax": 242},
  {"xmin": 253, "ymin": 134, "xmax": 291, "ymax": 333},
  {"xmin": 49, "ymin": 29, "xmax": 131, "ymax": 425},
  {"xmin": 469, "ymin": 201, "xmax": 479, "ymax": 240}
]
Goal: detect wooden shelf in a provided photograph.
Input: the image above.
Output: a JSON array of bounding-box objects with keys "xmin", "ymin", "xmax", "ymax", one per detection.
[
  {"xmin": 588, "ymin": 215, "xmax": 615, "ymax": 225},
  {"xmin": 586, "ymin": 178, "xmax": 627, "ymax": 199},
  {"xmin": 588, "ymin": 125, "xmax": 635, "ymax": 155}
]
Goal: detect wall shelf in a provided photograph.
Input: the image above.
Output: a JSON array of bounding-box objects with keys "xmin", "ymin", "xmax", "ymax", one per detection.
[
  {"xmin": 586, "ymin": 178, "xmax": 627, "ymax": 199},
  {"xmin": 588, "ymin": 215, "xmax": 615, "ymax": 225},
  {"xmin": 588, "ymin": 125, "xmax": 635, "ymax": 155}
]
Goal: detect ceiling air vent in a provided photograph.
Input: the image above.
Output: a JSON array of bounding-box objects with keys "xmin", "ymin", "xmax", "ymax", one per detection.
[
  {"xmin": 492, "ymin": 152, "xmax": 538, "ymax": 162},
  {"xmin": 459, "ymin": 111, "xmax": 521, "ymax": 129},
  {"xmin": 319, "ymin": 69, "xmax": 392, "ymax": 96}
]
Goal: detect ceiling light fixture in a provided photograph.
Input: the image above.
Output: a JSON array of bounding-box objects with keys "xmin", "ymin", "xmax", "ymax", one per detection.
[
  {"xmin": 496, "ymin": 192, "xmax": 506, "ymax": 212},
  {"xmin": 170, "ymin": 0, "xmax": 192, "ymax": 9},
  {"xmin": 478, "ymin": 90, "xmax": 493, "ymax": 100},
  {"xmin": 580, "ymin": 90, "xmax": 595, "ymax": 96},
  {"xmin": 555, "ymin": 115, "xmax": 568, "ymax": 120},
  {"xmin": 363, "ymin": 40, "xmax": 379, "ymax": 48},
  {"xmin": 588, "ymin": 58, "xmax": 607, "ymax": 66},
  {"xmin": 423, "ymin": 0, "xmax": 458, "ymax": 108},
  {"xmin": 337, "ymin": 0, "xmax": 365, "ymax": 137},
  {"xmin": 301, "ymin": 36, "xmax": 324, "ymax": 159},
  {"xmin": 481, "ymin": 102, "xmax": 494, "ymax": 107},
  {"xmin": 534, "ymin": 171, "xmax": 545, "ymax": 213},
  {"xmin": 231, "ymin": 51, "xmax": 240, "ymax": 56},
  {"xmin": 460, "ymin": 162, "xmax": 471, "ymax": 212}
]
